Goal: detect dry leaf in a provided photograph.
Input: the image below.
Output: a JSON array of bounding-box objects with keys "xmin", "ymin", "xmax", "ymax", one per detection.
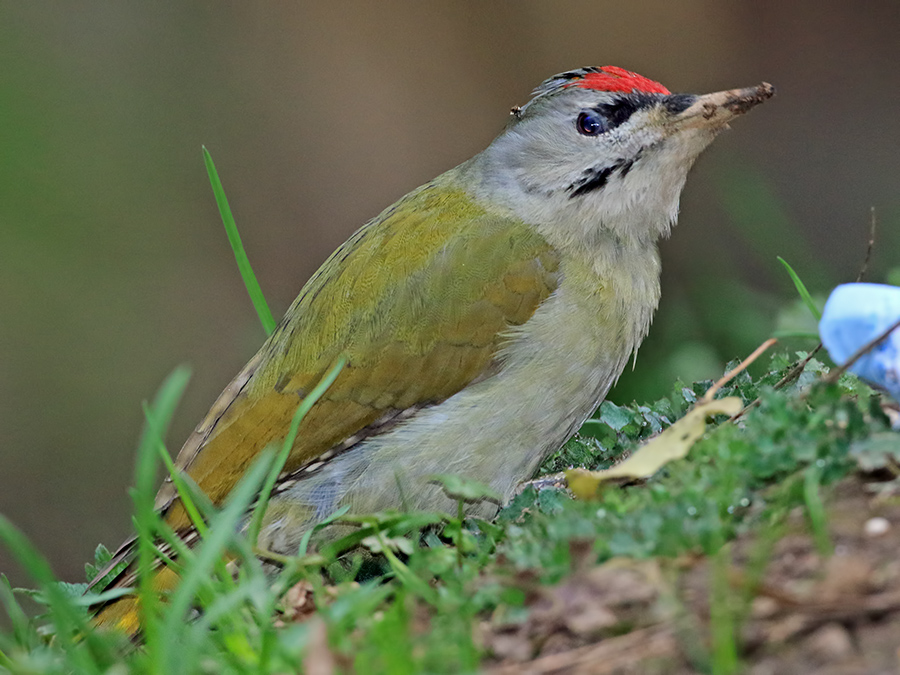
[{"xmin": 566, "ymin": 397, "xmax": 742, "ymax": 499}]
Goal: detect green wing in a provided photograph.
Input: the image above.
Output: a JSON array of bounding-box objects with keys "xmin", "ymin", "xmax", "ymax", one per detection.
[{"xmin": 160, "ymin": 181, "xmax": 560, "ymax": 530}]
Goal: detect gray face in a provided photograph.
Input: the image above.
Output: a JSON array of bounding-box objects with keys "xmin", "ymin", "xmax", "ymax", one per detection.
[
  {"xmin": 519, "ymin": 89, "xmax": 698, "ymax": 196},
  {"xmin": 475, "ymin": 85, "xmax": 723, "ymax": 248}
]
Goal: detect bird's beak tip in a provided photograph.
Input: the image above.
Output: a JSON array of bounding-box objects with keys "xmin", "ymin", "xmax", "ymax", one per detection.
[{"xmin": 676, "ymin": 81, "xmax": 775, "ymax": 128}]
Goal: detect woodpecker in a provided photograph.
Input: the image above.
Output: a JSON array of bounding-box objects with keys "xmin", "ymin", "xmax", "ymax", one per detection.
[{"xmin": 92, "ymin": 66, "xmax": 774, "ymax": 634}]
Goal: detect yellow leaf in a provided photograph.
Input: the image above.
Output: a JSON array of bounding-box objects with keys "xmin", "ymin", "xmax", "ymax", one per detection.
[{"xmin": 565, "ymin": 397, "xmax": 743, "ymax": 500}]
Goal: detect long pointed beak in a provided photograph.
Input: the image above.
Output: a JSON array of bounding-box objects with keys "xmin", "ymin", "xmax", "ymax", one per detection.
[{"xmin": 673, "ymin": 82, "xmax": 775, "ymax": 129}]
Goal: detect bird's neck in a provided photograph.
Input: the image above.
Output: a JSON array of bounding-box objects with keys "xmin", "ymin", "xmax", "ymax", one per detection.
[{"xmin": 452, "ymin": 148, "xmax": 681, "ymax": 255}]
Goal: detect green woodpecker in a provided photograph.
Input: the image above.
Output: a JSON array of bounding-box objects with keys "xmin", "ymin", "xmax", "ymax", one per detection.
[{"xmin": 93, "ymin": 66, "xmax": 773, "ymax": 633}]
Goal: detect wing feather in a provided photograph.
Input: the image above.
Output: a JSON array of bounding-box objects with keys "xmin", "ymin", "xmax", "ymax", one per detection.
[{"xmin": 160, "ymin": 182, "xmax": 560, "ymax": 530}]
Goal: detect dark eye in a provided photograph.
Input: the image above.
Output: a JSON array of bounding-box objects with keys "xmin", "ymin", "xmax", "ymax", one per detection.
[{"xmin": 576, "ymin": 111, "xmax": 607, "ymax": 136}]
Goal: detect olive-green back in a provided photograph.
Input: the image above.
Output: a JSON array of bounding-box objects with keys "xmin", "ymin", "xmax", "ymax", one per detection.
[{"xmin": 160, "ymin": 181, "xmax": 560, "ymax": 530}]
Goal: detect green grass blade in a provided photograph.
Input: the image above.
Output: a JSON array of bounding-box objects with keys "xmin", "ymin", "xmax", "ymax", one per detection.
[
  {"xmin": 192, "ymin": 575, "xmax": 266, "ymax": 634},
  {"xmin": 803, "ymin": 467, "xmax": 833, "ymax": 556},
  {"xmin": 77, "ymin": 586, "xmax": 137, "ymax": 607},
  {"xmin": 0, "ymin": 575, "xmax": 32, "ymax": 648},
  {"xmin": 159, "ymin": 450, "xmax": 274, "ymax": 672},
  {"xmin": 0, "ymin": 646, "xmax": 14, "ymax": 671},
  {"xmin": 777, "ymin": 256, "xmax": 822, "ymax": 321},
  {"xmin": 709, "ymin": 544, "xmax": 740, "ymax": 675},
  {"xmin": 133, "ymin": 365, "xmax": 191, "ymax": 651},
  {"xmin": 202, "ymin": 146, "xmax": 277, "ymax": 336},
  {"xmin": 144, "ymin": 402, "xmax": 207, "ymax": 538},
  {"xmin": 247, "ymin": 355, "xmax": 347, "ymax": 546},
  {"xmin": 134, "ymin": 365, "xmax": 192, "ymax": 480},
  {"xmin": 0, "ymin": 517, "xmax": 106, "ymax": 669},
  {"xmin": 296, "ymin": 505, "xmax": 351, "ymax": 558},
  {"xmin": 374, "ymin": 533, "xmax": 438, "ymax": 605}
]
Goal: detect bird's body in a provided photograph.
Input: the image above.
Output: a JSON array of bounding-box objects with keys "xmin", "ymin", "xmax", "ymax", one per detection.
[{"xmin": 93, "ymin": 67, "xmax": 774, "ymax": 633}]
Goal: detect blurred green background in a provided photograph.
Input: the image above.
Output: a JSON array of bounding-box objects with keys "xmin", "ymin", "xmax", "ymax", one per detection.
[{"xmin": 1, "ymin": 1, "xmax": 899, "ymax": 588}]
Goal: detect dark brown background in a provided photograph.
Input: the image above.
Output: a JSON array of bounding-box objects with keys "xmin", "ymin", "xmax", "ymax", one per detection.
[{"xmin": 2, "ymin": 1, "xmax": 899, "ymax": 588}]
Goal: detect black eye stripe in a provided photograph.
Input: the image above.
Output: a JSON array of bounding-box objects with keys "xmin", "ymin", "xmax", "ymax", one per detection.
[
  {"xmin": 590, "ymin": 93, "xmax": 663, "ymax": 129},
  {"xmin": 591, "ymin": 101, "xmax": 639, "ymax": 128}
]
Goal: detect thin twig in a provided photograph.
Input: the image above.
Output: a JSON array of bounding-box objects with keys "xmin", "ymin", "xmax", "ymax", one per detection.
[
  {"xmin": 702, "ymin": 338, "xmax": 777, "ymax": 404},
  {"xmin": 774, "ymin": 343, "xmax": 823, "ymax": 390},
  {"xmin": 855, "ymin": 207, "xmax": 877, "ymax": 283},
  {"xmin": 730, "ymin": 343, "xmax": 824, "ymax": 423},
  {"xmin": 822, "ymin": 316, "xmax": 900, "ymax": 385}
]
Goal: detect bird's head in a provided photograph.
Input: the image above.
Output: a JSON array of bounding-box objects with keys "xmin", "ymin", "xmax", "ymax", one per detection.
[{"xmin": 473, "ymin": 66, "xmax": 774, "ymax": 249}]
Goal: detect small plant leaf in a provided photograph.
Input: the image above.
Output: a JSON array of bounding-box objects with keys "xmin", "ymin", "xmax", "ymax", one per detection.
[{"xmin": 566, "ymin": 397, "xmax": 742, "ymax": 499}]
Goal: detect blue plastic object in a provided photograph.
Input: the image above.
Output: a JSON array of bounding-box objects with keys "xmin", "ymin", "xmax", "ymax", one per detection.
[{"xmin": 819, "ymin": 283, "xmax": 900, "ymax": 398}]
